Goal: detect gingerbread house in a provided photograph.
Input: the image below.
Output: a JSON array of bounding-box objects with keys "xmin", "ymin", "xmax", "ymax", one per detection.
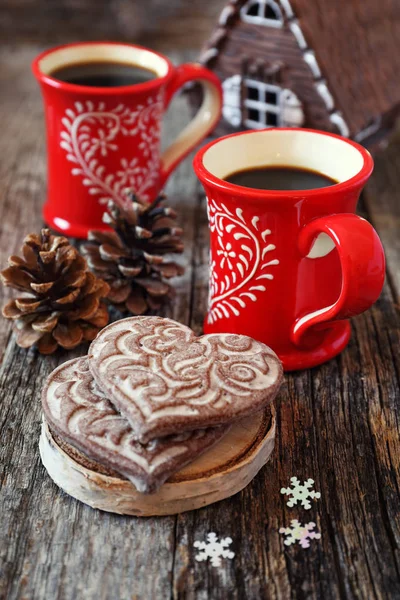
[{"xmin": 191, "ymin": 0, "xmax": 400, "ymax": 146}]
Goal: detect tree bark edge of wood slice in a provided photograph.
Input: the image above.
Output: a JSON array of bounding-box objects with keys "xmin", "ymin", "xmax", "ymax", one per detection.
[{"xmin": 39, "ymin": 407, "xmax": 276, "ymax": 516}]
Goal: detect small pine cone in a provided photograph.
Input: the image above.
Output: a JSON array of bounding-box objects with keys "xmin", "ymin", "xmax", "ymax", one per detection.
[
  {"xmin": 1, "ymin": 229, "xmax": 110, "ymax": 354},
  {"xmin": 81, "ymin": 192, "xmax": 184, "ymax": 315}
]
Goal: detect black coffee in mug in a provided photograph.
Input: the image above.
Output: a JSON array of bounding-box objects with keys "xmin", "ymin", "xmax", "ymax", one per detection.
[
  {"xmin": 49, "ymin": 61, "xmax": 157, "ymax": 87},
  {"xmin": 225, "ymin": 166, "xmax": 338, "ymax": 191}
]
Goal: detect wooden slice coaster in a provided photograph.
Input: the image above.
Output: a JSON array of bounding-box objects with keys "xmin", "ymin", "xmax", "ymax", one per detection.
[{"xmin": 39, "ymin": 407, "xmax": 276, "ymax": 516}]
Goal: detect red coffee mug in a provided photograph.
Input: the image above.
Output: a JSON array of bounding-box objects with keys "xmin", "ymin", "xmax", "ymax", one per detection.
[
  {"xmin": 32, "ymin": 42, "xmax": 222, "ymax": 238},
  {"xmin": 193, "ymin": 128, "xmax": 385, "ymax": 371}
]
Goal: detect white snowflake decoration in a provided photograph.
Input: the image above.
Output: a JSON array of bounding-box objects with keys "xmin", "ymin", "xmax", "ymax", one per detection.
[
  {"xmin": 280, "ymin": 477, "xmax": 321, "ymax": 510},
  {"xmin": 279, "ymin": 520, "xmax": 321, "ymax": 549},
  {"xmin": 194, "ymin": 532, "xmax": 235, "ymax": 568}
]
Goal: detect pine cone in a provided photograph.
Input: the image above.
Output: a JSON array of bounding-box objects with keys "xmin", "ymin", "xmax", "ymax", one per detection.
[
  {"xmin": 1, "ymin": 229, "xmax": 110, "ymax": 354},
  {"xmin": 81, "ymin": 192, "xmax": 184, "ymax": 315}
]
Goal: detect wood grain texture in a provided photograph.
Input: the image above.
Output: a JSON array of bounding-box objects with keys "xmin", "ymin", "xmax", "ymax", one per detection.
[
  {"xmin": 0, "ymin": 41, "xmax": 400, "ymax": 600},
  {"xmin": 0, "ymin": 0, "xmax": 225, "ymax": 51}
]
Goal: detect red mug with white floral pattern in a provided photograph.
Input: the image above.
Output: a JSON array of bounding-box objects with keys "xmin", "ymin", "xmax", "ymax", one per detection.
[
  {"xmin": 193, "ymin": 128, "xmax": 386, "ymax": 371},
  {"xmin": 33, "ymin": 42, "xmax": 222, "ymax": 238}
]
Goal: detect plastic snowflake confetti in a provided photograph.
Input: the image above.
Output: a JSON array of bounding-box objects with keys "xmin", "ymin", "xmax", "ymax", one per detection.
[
  {"xmin": 194, "ymin": 532, "xmax": 235, "ymax": 568},
  {"xmin": 279, "ymin": 520, "xmax": 321, "ymax": 549},
  {"xmin": 280, "ymin": 477, "xmax": 321, "ymax": 510}
]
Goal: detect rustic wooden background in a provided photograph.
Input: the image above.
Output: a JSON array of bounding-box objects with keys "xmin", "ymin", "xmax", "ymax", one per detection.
[
  {"xmin": 0, "ymin": 0, "xmax": 223, "ymax": 49},
  {"xmin": 1, "ymin": 5, "xmax": 400, "ymax": 600}
]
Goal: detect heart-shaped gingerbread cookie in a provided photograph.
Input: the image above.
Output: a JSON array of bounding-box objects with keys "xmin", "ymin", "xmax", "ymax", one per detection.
[
  {"xmin": 89, "ymin": 316, "xmax": 283, "ymax": 443},
  {"xmin": 42, "ymin": 356, "xmax": 229, "ymax": 493}
]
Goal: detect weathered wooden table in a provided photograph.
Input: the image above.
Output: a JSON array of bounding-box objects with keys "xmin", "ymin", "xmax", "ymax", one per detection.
[{"xmin": 1, "ymin": 43, "xmax": 400, "ymax": 600}]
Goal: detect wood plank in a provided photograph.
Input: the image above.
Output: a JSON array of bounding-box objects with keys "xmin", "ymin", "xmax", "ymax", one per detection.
[
  {"xmin": 0, "ymin": 1, "xmax": 223, "ymax": 50},
  {"xmin": 0, "ymin": 46, "xmax": 47, "ymax": 357},
  {"xmin": 1, "ymin": 42, "xmax": 400, "ymax": 600},
  {"xmin": 170, "ymin": 195, "xmax": 400, "ymax": 598},
  {"xmin": 0, "ymin": 45, "xmax": 197, "ymax": 600},
  {"xmin": 364, "ymin": 128, "xmax": 400, "ymax": 299}
]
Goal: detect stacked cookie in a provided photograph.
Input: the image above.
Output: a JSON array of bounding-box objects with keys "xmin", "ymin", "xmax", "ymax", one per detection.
[{"xmin": 41, "ymin": 316, "xmax": 283, "ymax": 502}]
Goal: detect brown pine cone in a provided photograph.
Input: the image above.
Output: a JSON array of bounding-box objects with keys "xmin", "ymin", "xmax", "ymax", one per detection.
[
  {"xmin": 1, "ymin": 229, "xmax": 110, "ymax": 354},
  {"xmin": 81, "ymin": 192, "xmax": 184, "ymax": 315}
]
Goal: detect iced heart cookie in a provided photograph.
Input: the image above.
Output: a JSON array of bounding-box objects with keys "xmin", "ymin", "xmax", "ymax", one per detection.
[
  {"xmin": 89, "ymin": 316, "xmax": 283, "ymax": 443},
  {"xmin": 41, "ymin": 356, "xmax": 229, "ymax": 493}
]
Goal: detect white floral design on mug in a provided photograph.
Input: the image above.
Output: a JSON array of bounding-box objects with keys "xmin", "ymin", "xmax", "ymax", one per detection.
[
  {"xmin": 59, "ymin": 95, "xmax": 164, "ymax": 205},
  {"xmin": 207, "ymin": 198, "xmax": 280, "ymax": 323}
]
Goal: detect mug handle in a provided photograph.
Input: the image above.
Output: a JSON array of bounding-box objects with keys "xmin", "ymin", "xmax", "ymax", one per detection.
[
  {"xmin": 159, "ymin": 63, "xmax": 222, "ymax": 188},
  {"xmin": 291, "ymin": 214, "xmax": 385, "ymax": 346}
]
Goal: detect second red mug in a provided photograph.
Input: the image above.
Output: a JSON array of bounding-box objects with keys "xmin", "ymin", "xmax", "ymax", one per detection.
[
  {"xmin": 33, "ymin": 41, "xmax": 222, "ymax": 238},
  {"xmin": 194, "ymin": 128, "xmax": 385, "ymax": 370}
]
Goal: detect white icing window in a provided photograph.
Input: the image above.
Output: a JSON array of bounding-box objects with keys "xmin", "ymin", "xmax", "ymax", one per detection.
[
  {"xmin": 244, "ymin": 79, "xmax": 282, "ymax": 128},
  {"xmin": 240, "ymin": 0, "xmax": 283, "ymax": 27}
]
